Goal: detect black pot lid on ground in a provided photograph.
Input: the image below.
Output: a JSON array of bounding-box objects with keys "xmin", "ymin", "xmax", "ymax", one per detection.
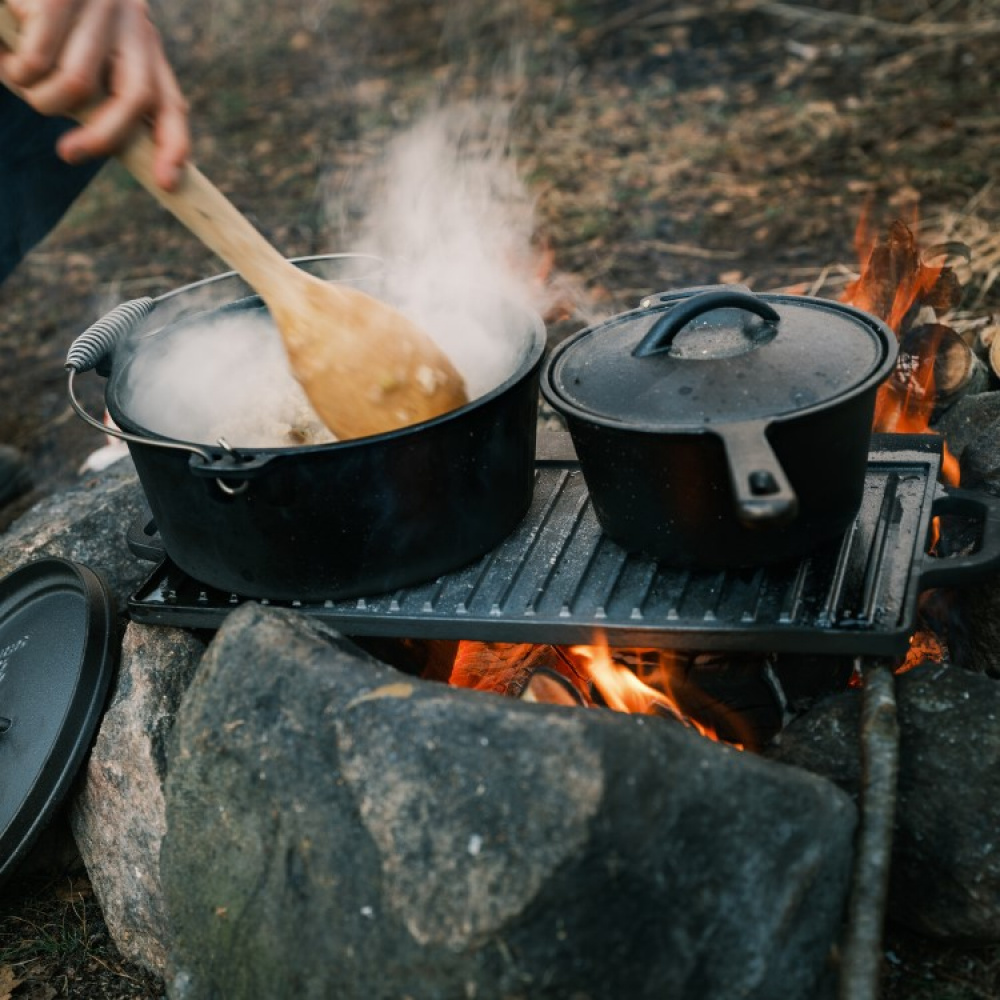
[
  {"xmin": 0, "ymin": 558, "xmax": 115, "ymax": 888},
  {"xmin": 544, "ymin": 286, "xmax": 897, "ymax": 428}
]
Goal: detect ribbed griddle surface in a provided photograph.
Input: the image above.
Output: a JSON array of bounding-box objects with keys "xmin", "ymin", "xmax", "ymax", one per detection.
[{"xmin": 129, "ymin": 433, "xmax": 955, "ymax": 657}]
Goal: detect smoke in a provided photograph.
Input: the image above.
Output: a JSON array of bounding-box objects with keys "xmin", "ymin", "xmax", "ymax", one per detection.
[
  {"xmin": 344, "ymin": 101, "xmax": 547, "ymax": 398},
  {"xmin": 119, "ymin": 308, "xmax": 335, "ymax": 448}
]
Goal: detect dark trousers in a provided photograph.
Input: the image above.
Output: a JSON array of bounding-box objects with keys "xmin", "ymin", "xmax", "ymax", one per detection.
[{"xmin": 0, "ymin": 87, "xmax": 103, "ymax": 285}]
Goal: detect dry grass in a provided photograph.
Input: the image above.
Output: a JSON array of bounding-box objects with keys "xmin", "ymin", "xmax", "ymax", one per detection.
[{"xmin": 0, "ymin": 872, "xmax": 160, "ymax": 999}]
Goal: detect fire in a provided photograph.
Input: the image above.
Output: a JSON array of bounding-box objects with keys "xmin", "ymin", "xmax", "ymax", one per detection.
[
  {"xmin": 843, "ymin": 212, "xmax": 946, "ymax": 333},
  {"xmin": 842, "ymin": 206, "xmax": 968, "ymax": 671},
  {"xmin": 568, "ymin": 642, "xmax": 743, "ymax": 747},
  {"xmin": 441, "ymin": 205, "xmax": 968, "ymax": 741},
  {"xmin": 440, "ymin": 637, "xmax": 745, "ymax": 748},
  {"xmin": 840, "ymin": 211, "xmax": 961, "ymax": 485},
  {"xmin": 897, "ymin": 626, "xmax": 946, "ymax": 676}
]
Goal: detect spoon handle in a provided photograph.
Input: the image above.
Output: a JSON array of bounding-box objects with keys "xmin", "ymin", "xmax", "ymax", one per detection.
[{"xmin": 0, "ymin": 2, "xmax": 291, "ymax": 299}]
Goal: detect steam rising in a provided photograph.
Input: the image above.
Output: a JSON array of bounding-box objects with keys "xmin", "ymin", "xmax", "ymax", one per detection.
[
  {"xmin": 120, "ymin": 102, "xmax": 546, "ymax": 448},
  {"xmin": 120, "ymin": 309, "xmax": 334, "ymax": 449},
  {"xmin": 348, "ymin": 102, "xmax": 545, "ymax": 398}
]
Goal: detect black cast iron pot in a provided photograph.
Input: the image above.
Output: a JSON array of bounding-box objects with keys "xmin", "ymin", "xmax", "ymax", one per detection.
[
  {"xmin": 541, "ymin": 285, "xmax": 899, "ymax": 568},
  {"xmin": 66, "ymin": 256, "xmax": 547, "ymax": 600}
]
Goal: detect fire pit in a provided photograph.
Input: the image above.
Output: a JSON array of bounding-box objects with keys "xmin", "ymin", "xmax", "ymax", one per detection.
[{"xmin": 6, "ymin": 210, "xmax": 998, "ymax": 1000}]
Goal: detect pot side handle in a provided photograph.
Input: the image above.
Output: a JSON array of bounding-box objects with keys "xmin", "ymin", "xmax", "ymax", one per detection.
[
  {"xmin": 65, "ymin": 298, "xmax": 217, "ymax": 467},
  {"xmin": 916, "ymin": 487, "xmax": 1000, "ymax": 590},
  {"xmin": 715, "ymin": 420, "xmax": 799, "ymax": 527},
  {"xmin": 64, "ymin": 297, "xmax": 154, "ymax": 375},
  {"xmin": 632, "ymin": 288, "xmax": 780, "ymax": 358}
]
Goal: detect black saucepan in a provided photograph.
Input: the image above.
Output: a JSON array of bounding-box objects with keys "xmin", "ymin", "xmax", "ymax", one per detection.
[
  {"xmin": 66, "ymin": 256, "xmax": 546, "ymax": 600},
  {"xmin": 541, "ymin": 285, "xmax": 899, "ymax": 568}
]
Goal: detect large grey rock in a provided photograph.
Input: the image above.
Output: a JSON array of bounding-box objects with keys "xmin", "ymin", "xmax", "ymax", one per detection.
[
  {"xmin": 71, "ymin": 622, "xmax": 206, "ymax": 975},
  {"xmin": 163, "ymin": 603, "xmax": 856, "ymax": 1000},
  {"xmin": 934, "ymin": 390, "xmax": 1000, "ymax": 481},
  {"xmin": 768, "ymin": 661, "xmax": 1000, "ymax": 940},
  {"xmin": 0, "ymin": 457, "xmax": 151, "ymax": 607}
]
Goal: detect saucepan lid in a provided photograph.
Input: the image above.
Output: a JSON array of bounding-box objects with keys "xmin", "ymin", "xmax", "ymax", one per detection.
[{"xmin": 544, "ymin": 286, "xmax": 897, "ymax": 429}]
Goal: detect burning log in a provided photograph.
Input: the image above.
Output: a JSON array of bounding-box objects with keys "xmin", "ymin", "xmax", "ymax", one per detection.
[
  {"xmin": 843, "ymin": 220, "xmax": 964, "ymax": 332},
  {"xmin": 842, "ymin": 218, "xmax": 979, "ymax": 484},
  {"xmin": 444, "ymin": 642, "xmax": 588, "ymax": 704},
  {"xmin": 521, "ymin": 666, "xmax": 586, "ymax": 706},
  {"xmin": 888, "ymin": 322, "xmax": 990, "ymax": 416}
]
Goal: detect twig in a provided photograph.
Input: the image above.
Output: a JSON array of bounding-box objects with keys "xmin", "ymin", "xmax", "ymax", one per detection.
[
  {"xmin": 576, "ymin": 0, "xmax": 1000, "ymax": 47},
  {"xmin": 838, "ymin": 659, "xmax": 900, "ymax": 1000},
  {"xmin": 576, "ymin": 2, "xmax": 736, "ymax": 48},
  {"xmin": 635, "ymin": 239, "xmax": 743, "ymax": 261},
  {"xmin": 753, "ymin": 2, "xmax": 1000, "ymax": 40}
]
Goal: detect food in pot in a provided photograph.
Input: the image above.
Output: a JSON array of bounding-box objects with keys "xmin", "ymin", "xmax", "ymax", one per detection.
[{"xmin": 117, "ymin": 293, "xmax": 525, "ymax": 449}]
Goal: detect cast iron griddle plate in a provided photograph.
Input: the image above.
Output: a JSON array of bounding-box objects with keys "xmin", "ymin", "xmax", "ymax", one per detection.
[
  {"xmin": 127, "ymin": 433, "xmax": 993, "ymax": 658},
  {"xmin": 0, "ymin": 559, "xmax": 115, "ymax": 887}
]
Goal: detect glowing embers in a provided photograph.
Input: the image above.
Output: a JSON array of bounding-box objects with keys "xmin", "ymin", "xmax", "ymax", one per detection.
[{"xmin": 432, "ymin": 638, "xmax": 802, "ymax": 751}]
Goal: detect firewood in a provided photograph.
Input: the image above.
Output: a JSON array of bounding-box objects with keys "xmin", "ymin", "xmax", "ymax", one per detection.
[
  {"xmin": 447, "ymin": 642, "xmax": 587, "ymax": 700},
  {"xmin": 844, "ymin": 221, "xmax": 965, "ymax": 329},
  {"xmin": 893, "ymin": 322, "xmax": 990, "ymax": 411},
  {"xmin": 521, "ymin": 667, "xmax": 587, "ymax": 706}
]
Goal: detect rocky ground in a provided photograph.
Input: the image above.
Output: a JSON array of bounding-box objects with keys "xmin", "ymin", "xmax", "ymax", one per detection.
[{"xmin": 1, "ymin": 0, "xmax": 999, "ymax": 997}]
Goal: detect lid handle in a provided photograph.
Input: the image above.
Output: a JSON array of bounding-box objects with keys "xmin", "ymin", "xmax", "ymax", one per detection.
[
  {"xmin": 715, "ymin": 420, "xmax": 799, "ymax": 527},
  {"xmin": 632, "ymin": 288, "xmax": 780, "ymax": 359}
]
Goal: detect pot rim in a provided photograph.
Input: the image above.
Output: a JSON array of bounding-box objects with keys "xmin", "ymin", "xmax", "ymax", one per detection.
[
  {"xmin": 105, "ymin": 277, "xmax": 547, "ymax": 457},
  {"xmin": 541, "ymin": 291, "xmax": 898, "ymax": 433}
]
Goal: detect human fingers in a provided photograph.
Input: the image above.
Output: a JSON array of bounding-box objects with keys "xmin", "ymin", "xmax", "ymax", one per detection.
[
  {"xmin": 53, "ymin": 1, "xmax": 189, "ymax": 190},
  {"xmin": 4, "ymin": 0, "xmax": 115, "ymax": 115},
  {"xmin": 147, "ymin": 49, "xmax": 190, "ymax": 190},
  {"xmin": 0, "ymin": 0, "xmax": 84, "ymax": 88},
  {"xmin": 53, "ymin": 2, "xmax": 157, "ymax": 163}
]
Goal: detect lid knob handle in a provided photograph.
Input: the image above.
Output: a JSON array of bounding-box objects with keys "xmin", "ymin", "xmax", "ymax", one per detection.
[{"xmin": 632, "ymin": 288, "xmax": 780, "ymax": 359}]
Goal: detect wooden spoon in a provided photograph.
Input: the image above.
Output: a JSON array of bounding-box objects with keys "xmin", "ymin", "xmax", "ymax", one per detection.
[{"xmin": 0, "ymin": 5, "xmax": 468, "ymax": 441}]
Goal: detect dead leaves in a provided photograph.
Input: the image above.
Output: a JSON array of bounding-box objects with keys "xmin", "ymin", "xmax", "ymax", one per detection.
[
  {"xmin": 0, "ymin": 963, "xmax": 63, "ymax": 1000},
  {"xmin": 0, "ymin": 965, "xmax": 22, "ymax": 1000}
]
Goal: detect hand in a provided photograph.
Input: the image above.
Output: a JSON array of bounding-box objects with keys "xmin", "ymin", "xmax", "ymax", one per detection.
[{"xmin": 0, "ymin": 0, "xmax": 189, "ymax": 190}]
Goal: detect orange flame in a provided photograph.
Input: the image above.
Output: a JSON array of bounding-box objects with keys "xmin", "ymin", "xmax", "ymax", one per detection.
[
  {"xmin": 568, "ymin": 642, "xmax": 742, "ymax": 747},
  {"xmin": 843, "ymin": 220, "xmax": 945, "ymax": 334},
  {"xmin": 441, "ymin": 638, "xmax": 745, "ymax": 748},
  {"xmin": 897, "ymin": 626, "xmax": 946, "ymax": 675},
  {"xmin": 841, "ymin": 212, "xmax": 960, "ymax": 486}
]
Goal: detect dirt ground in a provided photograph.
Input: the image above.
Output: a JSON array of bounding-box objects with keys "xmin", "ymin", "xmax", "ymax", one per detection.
[{"xmin": 2, "ymin": 1, "xmax": 1000, "ymax": 997}]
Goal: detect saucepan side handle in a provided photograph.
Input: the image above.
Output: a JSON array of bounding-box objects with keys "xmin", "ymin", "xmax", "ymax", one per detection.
[
  {"xmin": 187, "ymin": 449, "xmax": 277, "ymax": 481},
  {"xmin": 715, "ymin": 420, "xmax": 799, "ymax": 526},
  {"xmin": 917, "ymin": 487, "xmax": 1000, "ymax": 590}
]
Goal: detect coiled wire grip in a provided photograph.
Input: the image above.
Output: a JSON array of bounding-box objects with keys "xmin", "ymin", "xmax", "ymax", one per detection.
[
  {"xmin": 65, "ymin": 297, "xmax": 214, "ymax": 465},
  {"xmin": 64, "ymin": 296, "xmax": 155, "ymax": 375}
]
